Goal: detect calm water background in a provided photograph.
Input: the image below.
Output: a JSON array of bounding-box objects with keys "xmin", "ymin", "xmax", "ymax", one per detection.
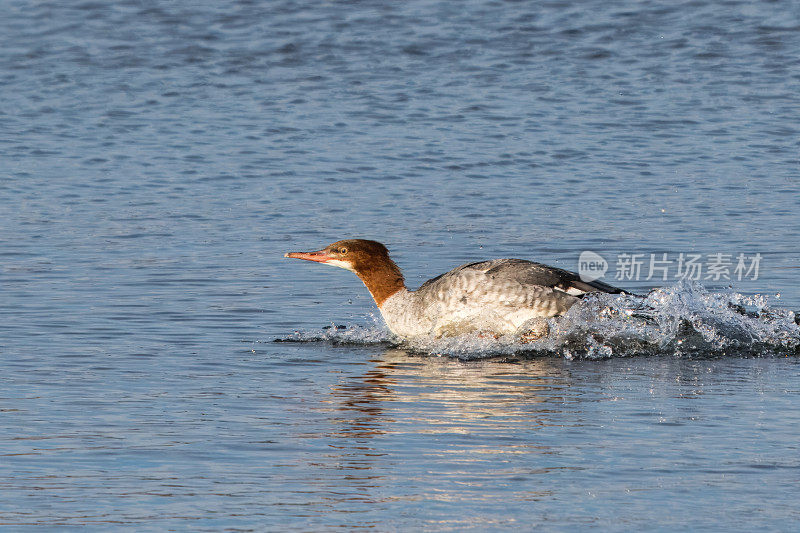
[{"xmin": 2, "ymin": 0, "xmax": 800, "ymax": 529}]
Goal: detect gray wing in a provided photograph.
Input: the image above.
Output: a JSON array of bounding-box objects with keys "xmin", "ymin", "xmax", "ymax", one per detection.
[
  {"xmin": 419, "ymin": 258, "xmax": 625, "ymax": 296},
  {"xmin": 483, "ymin": 259, "xmax": 626, "ymax": 295},
  {"xmin": 414, "ymin": 259, "xmax": 577, "ymax": 321}
]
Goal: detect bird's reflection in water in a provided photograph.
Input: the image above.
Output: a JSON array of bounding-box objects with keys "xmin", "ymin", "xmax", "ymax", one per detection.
[
  {"xmin": 320, "ymin": 348, "xmax": 584, "ymax": 512},
  {"xmin": 330, "ymin": 348, "xmax": 575, "ymax": 429}
]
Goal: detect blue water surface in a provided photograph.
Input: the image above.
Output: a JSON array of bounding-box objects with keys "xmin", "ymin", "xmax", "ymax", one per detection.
[{"xmin": 2, "ymin": 0, "xmax": 799, "ymax": 530}]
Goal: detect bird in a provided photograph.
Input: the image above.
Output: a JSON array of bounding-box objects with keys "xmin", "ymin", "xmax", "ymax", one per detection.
[{"xmin": 285, "ymin": 239, "xmax": 627, "ymax": 341}]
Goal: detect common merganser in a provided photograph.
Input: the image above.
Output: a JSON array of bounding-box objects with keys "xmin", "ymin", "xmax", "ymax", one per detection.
[{"xmin": 285, "ymin": 239, "xmax": 626, "ymax": 340}]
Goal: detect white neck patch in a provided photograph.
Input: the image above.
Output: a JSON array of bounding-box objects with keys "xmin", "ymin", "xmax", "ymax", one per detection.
[{"xmin": 320, "ymin": 259, "xmax": 356, "ymax": 273}]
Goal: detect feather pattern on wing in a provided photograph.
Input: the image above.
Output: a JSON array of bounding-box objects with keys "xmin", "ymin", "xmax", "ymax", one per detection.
[{"xmin": 381, "ymin": 259, "xmax": 626, "ymax": 338}]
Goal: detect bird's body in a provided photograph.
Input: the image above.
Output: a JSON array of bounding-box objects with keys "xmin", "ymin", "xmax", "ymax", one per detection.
[
  {"xmin": 285, "ymin": 240, "xmax": 626, "ymax": 340},
  {"xmin": 381, "ymin": 258, "xmax": 621, "ymax": 338}
]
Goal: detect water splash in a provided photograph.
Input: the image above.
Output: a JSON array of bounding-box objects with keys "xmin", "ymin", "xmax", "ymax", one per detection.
[
  {"xmin": 276, "ymin": 322, "xmax": 391, "ymax": 345},
  {"xmin": 544, "ymin": 281, "xmax": 799, "ymax": 360},
  {"xmin": 277, "ymin": 282, "xmax": 800, "ymax": 360}
]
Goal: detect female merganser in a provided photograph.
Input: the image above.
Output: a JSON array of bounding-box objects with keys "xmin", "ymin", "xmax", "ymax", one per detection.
[{"xmin": 285, "ymin": 239, "xmax": 626, "ymax": 340}]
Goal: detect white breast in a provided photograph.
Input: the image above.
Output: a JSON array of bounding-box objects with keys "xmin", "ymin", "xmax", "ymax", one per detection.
[
  {"xmin": 378, "ymin": 289, "xmax": 435, "ymax": 338},
  {"xmin": 377, "ymin": 269, "xmax": 578, "ymax": 339}
]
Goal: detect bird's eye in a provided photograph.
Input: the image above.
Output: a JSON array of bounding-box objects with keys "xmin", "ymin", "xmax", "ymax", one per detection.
[{"xmin": 339, "ymin": 247, "xmax": 348, "ymax": 254}]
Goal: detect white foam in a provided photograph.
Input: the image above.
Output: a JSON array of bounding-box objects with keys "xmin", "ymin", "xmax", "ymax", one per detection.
[
  {"xmin": 278, "ymin": 323, "xmax": 391, "ymax": 345},
  {"xmin": 278, "ymin": 281, "xmax": 800, "ymax": 360}
]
